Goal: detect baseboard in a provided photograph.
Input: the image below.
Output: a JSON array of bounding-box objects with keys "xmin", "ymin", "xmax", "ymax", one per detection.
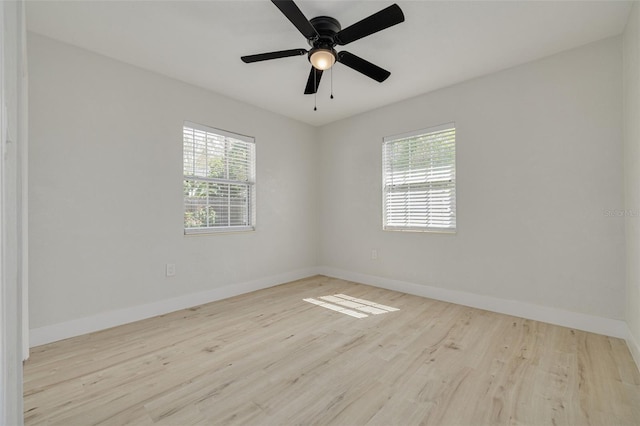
[
  {"xmin": 31, "ymin": 266, "xmax": 632, "ymax": 350},
  {"xmin": 627, "ymin": 325, "xmax": 640, "ymax": 372},
  {"xmin": 29, "ymin": 267, "xmax": 320, "ymax": 347},
  {"xmin": 317, "ymin": 266, "xmax": 628, "ymax": 339}
]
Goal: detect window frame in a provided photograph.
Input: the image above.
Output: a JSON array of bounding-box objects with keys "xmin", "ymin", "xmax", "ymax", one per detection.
[
  {"xmin": 183, "ymin": 121, "xmax": 256, "ymax": 235},
  {"xmin": 382, "ymin": 122, "xmax": 456, "ymax": 233}
]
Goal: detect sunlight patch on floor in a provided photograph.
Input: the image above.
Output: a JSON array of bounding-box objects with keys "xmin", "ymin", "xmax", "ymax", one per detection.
[{"xmin": 303, "ymin": 294, "xmax": 400, "ymax": 318}]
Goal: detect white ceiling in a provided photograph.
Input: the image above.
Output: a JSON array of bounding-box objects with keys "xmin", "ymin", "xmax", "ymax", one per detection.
[{"xmin": 26, "ymin": 0, "xmax": 633, "ymax": 126}]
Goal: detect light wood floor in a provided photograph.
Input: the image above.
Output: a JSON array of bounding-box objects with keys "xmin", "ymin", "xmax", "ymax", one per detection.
[{"xmin": 24, "ymin": 275, "xmax": 640, "ymax": 425}]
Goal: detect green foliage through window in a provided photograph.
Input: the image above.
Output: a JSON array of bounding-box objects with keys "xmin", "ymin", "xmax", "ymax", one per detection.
[{"xmin": 183, "ymin": 122, "xmax": 255, "ymax": 233}]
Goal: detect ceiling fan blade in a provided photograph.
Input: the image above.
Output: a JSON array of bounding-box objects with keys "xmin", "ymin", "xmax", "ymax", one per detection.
[
  {"xmin": 241, "ymin": 48, "xmax": 307, "ymax": 63},
  {"xmin": 304, "ymin": 67, "xmax": 323, "ymax": 94},
  {"xmin": 271, "ymin": 0, "xmax": 319, "ymax": 40},
  {"xmin": 335, "ymin": 4, "xmax": 404, "ymax": 46},
  {"xmin": 337, "ymin": 51, "xmax": 390, "ymax": 82}
]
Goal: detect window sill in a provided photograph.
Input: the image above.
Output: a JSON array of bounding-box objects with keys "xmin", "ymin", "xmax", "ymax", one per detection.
[
  {"xmin": 184, "ymin": 226, "xmax": 255, "ymax": 236},
  {"xmin": 383, "ymin": 227, "xmax": 456, "ymax": 234}
]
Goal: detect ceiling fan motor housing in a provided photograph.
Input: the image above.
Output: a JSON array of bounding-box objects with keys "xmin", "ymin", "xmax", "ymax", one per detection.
[
  {"xmin": 308, "ymin": 16, "xmax": 341, "ymax": 46},
  {"xmin": 307, "ymin": 16, "xmax": 340, "ymax": 67}
]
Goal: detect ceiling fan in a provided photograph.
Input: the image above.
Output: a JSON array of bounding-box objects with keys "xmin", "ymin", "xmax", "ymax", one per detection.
[{"xmin": 241, "ymin": 0, "xmax": 405, "ymax": 96}]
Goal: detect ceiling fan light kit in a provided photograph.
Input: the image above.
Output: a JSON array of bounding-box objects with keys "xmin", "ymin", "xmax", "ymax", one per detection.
[
  {"xmin": 241, "ymin": 0, "xmax": 405, "ymax": 108},
  {"xmin": 309, "ymin": 48, "xmax": 336, "ymax": 71}
]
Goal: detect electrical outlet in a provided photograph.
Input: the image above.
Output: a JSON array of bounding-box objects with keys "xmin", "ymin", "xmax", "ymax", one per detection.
[
  {"xmin": 166, "ymin": 263, "xmax": 176, "ymax": 277},
  {"xmin": 371, "ymin": 249, "xmax": 378, "ymax": 260}
]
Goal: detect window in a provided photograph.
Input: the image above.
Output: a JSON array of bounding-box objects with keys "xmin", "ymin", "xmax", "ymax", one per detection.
[
  {"xmin": 183, "ymin": 122, "xmax": 255, "ymax": 234},
  {"xmin": 382, "ymin": 123, "xmax": 456, "ymax": 232}
]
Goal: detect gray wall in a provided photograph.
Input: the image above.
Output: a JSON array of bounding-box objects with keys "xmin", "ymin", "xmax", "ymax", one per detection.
[
  {"xmin": 318, "ymin": 36, "xmax": 625, "ymax": 320},
  {"xmin": 28, "ymin": 33, "xmax": 627, "ymax": 342},
  {"xmin": 28, "ymin": 33, "xmax": 319, "ymax": 329}
]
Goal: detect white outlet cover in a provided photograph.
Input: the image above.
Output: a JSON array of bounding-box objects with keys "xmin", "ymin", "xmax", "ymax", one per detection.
[{"xmin": 166, "ymin": 263, "xmax": 176, "ymax": 277}]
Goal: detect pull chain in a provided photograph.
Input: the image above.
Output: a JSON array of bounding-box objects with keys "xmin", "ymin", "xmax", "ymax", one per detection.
[
  {"xmin": 313, "ymin": 69, "xmax": 317, "ymax": 111},
  {"xmin": 330, "ymin": 67, "xmax": 334, "ymax": 99}
]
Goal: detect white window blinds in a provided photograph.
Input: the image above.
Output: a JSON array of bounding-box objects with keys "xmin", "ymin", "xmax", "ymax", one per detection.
[
  {"xmin": 183, "ymin": 121, "xmax": 256, "ymax": 234},
  {"xmin": 382, "ymin": 123, "xmax": 456, "ymax": 232}
]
